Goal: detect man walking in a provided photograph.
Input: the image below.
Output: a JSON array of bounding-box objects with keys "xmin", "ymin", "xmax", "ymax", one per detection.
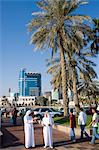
[
  {"xmin": 69, "ymin": 109, "xmax": 76, "ymax": 142},
  {"xmin": 78, "ymin": 108, "xmax": 89, "ymax": 139}
]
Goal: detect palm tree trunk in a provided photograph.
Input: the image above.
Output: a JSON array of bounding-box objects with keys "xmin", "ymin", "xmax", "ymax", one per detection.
[
  {"xmin": 58, "ymin": 32, "xmax": 68, "ymax": 116},
  {"xmin": 60, "ymin": 49, "xmax": 68, "ymax": 116},
  {"xmin": 72, "ymin": 67, "xmax": 79, "ymax": 113}
]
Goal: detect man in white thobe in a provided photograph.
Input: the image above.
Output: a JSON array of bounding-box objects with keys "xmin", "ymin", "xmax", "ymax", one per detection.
[
  {"xmin": 42, "ymin": 111, "xmax": 54, "ymax": 149},
  {"xmin": 24, "ymin": 110, "xmax": 35, "ymax": 149},
  {"xmin": 78, "ymin": 108, "xmax": 89, "ymax": 139}
]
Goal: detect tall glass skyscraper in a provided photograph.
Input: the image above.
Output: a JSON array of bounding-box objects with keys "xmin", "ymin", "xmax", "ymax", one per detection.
[{"xmin": 18, "ymin": 69, "xmax": 41, "ymax": 96}]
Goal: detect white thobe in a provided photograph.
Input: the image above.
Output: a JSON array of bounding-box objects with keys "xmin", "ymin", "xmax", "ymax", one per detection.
[
  {"xmin": 24, "ymin": 115, "xmax": 35, "ymax": 148},
  {"xmin": 42, "ymin": 115, "xmax": 54, "ymax": 147}
]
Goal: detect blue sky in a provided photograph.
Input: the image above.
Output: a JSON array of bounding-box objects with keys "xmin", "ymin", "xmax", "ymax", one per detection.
[{"xmin": 0, "ymin": 0, "xmax": 99, "ymax": 96}]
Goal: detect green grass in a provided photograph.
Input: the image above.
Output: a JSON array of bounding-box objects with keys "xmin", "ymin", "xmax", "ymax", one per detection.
[
  {"xmin": 54, "ymin": 116, "xmax": 70, "ymax": 126},
  {"xmin": 86, "ymin": 115, "xmax": 92, "ymax": 126},
  {"xmin": 54, "ymin": 115, "xmax": 92, "ymax": 127}
]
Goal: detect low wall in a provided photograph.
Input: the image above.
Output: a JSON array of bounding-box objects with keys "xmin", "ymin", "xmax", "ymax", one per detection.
[{"xmin": 53, "ymin": 124, "xmax": 90, "ymax": 137}]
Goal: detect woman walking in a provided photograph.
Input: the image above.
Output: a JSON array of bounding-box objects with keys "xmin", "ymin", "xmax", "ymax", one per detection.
[{"xmin": 89, "ymin": 108, "xmax": 99, "ymax": 145}]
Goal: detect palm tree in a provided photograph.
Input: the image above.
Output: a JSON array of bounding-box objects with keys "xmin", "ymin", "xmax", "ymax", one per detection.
[
  {"xmin": 67, "ymin": 44, "xmax": 97, "ymax": 112},
  {"xmin": 78, "ymin": 79, "xmax": 99, "ymax": 106},
  {"xmin": 28, "ymin": 0, "xmax": 92, "ymax": 116},
  {"xmin": 47, "ymin": 47, "xmax": 97, "ymax": 113}
]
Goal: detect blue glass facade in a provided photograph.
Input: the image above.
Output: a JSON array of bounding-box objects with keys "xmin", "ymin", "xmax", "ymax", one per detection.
[{"xmin": 18, "ymin": 69, "xmax": 41, "ymax": 96}]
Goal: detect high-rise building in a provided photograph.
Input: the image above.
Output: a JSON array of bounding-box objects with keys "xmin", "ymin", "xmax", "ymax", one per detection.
[{"xmin": 18, "ymin": 69, "xmax": 41, "ymax": 96}]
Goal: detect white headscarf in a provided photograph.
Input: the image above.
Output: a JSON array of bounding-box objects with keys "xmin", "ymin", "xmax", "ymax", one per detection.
[
  {"xmin": 24, "ymin": 110, "xmax": 33, "ymax": 125},
  {"xmin": 42, "ymin": 111, "xmax": 54, "ymax": 126},
  {"xmin": 48, "ymin": 113, "xmax": 54, "ymax": 126},
  {"xmin": 44, "ymin": 111, "xmax": 49, "ymax": 117},
  {"xmin": 25, "ymin": 110, "xmax": 32, "ymax": 116}
]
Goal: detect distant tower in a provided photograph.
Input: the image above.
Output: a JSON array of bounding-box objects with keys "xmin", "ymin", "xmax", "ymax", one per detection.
[
  {"xmin": 18, "ymin": 68, "xmax": 26, "ymax": 96},
  {"xmin": 18, "ymin": 69, "xmax": 41, "ymax": 96}
]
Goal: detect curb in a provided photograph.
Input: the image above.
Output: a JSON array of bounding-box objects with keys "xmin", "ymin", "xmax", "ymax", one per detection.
[{"xmin": 53, "ymin": 124, "xmax": 90, "ymax": 136}]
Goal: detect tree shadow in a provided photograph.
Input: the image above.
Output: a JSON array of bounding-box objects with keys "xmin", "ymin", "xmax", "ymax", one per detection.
[{"xmin": 54, "ymin": 117, "xmax": 69, "ymax": 125}]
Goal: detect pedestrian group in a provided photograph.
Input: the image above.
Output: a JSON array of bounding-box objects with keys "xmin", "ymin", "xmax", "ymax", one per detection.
[{"xmin": 23, "ymin": 107, "xmax": 99, "ymax": 149}]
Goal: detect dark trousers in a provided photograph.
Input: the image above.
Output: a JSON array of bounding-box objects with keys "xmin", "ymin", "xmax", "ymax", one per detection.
[
  {"xmin": 80, "ymin": 125, "xmax": 89, "ymax": 139},
  {"xmin": 12, "ymin": 117, "xmax": 17, "ymax": 125}
]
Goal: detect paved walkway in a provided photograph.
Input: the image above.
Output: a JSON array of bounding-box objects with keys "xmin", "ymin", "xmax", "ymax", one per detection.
[
  {"xmin": 2, "ymin": 124, "xmax": 68, "ymax": 147},
  {"xmin": 1, "ymin": 117, "xmax": 68, "ymax": 148},
  {"xmin": 1, "ymin": 141, "xmax": 99, "ymax": 150},
  {"xmin": 1, "ymin": 117, "xmax": 99, "ymax": 150}
]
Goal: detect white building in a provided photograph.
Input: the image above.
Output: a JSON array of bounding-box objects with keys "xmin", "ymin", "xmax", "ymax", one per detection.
[
  {"xmin": 0, "ymin": 96, "xmax": 14, "ymax": 108},
  {"xmin": 17, "ymin": 96, "xmax": 36, "ymax": 107},
  {"xmin": 0, "ymin": 96, "xmax": 36, "ymax": 108}
]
